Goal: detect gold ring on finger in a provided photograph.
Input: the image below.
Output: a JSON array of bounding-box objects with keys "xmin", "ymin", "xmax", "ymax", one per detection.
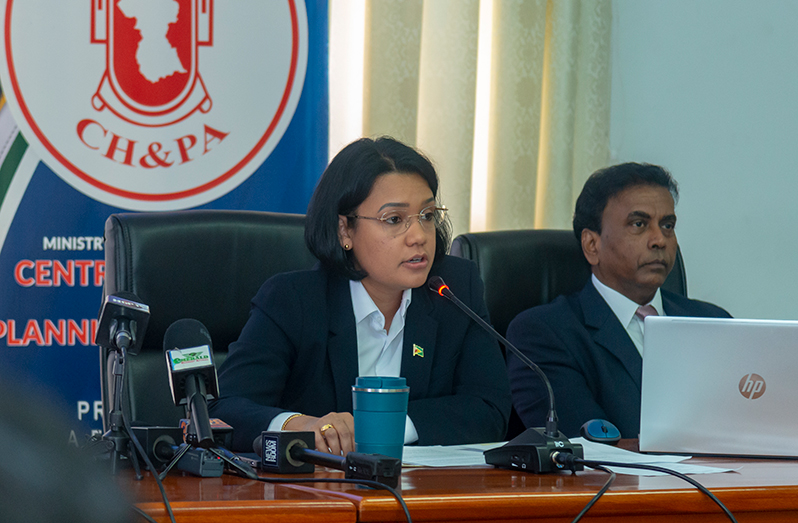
[{"xmin": 320, "ymin": 423, "xmax": 334, "ymax": 437}]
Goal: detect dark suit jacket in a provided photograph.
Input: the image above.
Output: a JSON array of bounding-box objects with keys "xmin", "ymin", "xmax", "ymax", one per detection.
[
  {"xmin": 209, "ymin": 255, "xmax": 511, "ymax": 451},
  {"xmin": 506, "ymin": 280, "xmax": 730, "ymax": 439}
]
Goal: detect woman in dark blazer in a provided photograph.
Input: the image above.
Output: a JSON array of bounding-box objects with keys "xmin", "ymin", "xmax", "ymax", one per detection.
[{"xmin": 209, "ymin": 137, "xmax": 511, "ymax": 453}]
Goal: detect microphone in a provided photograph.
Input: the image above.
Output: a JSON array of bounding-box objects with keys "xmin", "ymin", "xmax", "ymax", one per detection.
[
  {"xmin": 94, "ymin": 291, "xmax": 151, "ymax": 474},
  {"xmin": 152, "ymin": 435, "xmax": 182, "ymax": 463},
  {"xmin": 95, "ymin": 291, "xmax": 150, "ymax": 355},
  {"xmin": 427, "ymin": 275, "xmax": 583, "ymax": 473},
  {"xmin": 253, "ymin": 432, "xmax": 402, "ymax": 488},
  {"xmin": 163, "ymin": 319, "xmax": 219, "ymax": 449}
]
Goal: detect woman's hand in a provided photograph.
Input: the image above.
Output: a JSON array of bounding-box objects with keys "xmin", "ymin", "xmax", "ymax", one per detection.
[{"xmin": 284, "ymin": 412, "xmax": 355, "ymax": 456}]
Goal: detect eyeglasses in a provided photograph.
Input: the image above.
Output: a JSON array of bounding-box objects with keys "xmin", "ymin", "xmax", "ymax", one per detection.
[{"xmin": 347, "ymin": 205, "xmax": 449, "ymax": 238}]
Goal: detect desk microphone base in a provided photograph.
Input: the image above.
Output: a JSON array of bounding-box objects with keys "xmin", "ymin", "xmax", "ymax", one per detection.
[{"xmin": 484, "ymin": 428, "xmax": 584, "ymax": 473}]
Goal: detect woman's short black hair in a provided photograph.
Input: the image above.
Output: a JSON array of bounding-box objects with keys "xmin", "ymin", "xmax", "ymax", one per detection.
[
  {"xmin": 573, "ymin": 162, "xmax": 679, "ymax": 241},
  {"xmin": 305, "ymin": 136, "xmax": 452, "ymax": 280}
]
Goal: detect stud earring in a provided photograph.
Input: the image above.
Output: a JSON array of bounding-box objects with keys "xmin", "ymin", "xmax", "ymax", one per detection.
[{"xmin": 344, "ymin": 244, "xmax": 350, "ymax": 250}]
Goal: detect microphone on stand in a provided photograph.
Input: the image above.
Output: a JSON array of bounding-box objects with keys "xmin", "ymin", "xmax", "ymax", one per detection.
[
  {"xmin": 95, "ymin": 291, "xmax": 150, "ymax": 355},
  {"xmin": 163, "ymin": 318, "xmax": 219, "ymax": 449},
  {"xmin": 93, "ymin": 291, "xmax": 151, "ymax": 475},
  {"xmin": 160, "ymin": 318, "xmax": 258, "ymax": 480},
  {"xmin": 428, "ymin": 276, "xmax": 583, "ymax": 473}
]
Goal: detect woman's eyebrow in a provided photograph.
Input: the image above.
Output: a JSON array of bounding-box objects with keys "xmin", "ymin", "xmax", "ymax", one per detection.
[{"xmin": 377, "ymin": 197, "xmax": 434, "ymax": 212}]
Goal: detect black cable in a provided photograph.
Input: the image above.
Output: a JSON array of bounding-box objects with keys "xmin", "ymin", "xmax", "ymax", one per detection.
[
  {"xmin": 122, "ymin": 415, "xmax": 177, "ymax": 523},
  {"xmin": 584, "ymin": 460, "xmax": 736, "ymax": 523},
  {"xmin": 256, "ymin": 476, "xmax": 412, "ymax": 523},
  {"xmin": 569, "ymin": 464, "xmax": 615, "ymax": 523},
  {"xmin": 131, "ymin": 505, "xmax": 160, "ymax": 523},
  {"xmin": 553, "ymin": 453, "xmax": 738, "ymax": 523}
]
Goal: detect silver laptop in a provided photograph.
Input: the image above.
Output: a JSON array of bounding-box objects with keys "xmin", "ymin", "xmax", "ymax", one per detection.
[{"xmin": 640, "ymin": 316, "xmax": 798, "ymax": 457}]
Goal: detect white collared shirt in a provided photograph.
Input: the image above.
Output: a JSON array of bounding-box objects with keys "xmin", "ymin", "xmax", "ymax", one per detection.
[
  {"xmin": 350, "ymin": 280, "xmax": 411, "ymax": 377},
  {"xmin": 591, "ymin": 274, "xmax": 665, "ymax": 356}
]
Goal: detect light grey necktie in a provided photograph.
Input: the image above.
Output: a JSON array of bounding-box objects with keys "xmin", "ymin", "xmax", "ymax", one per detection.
[
  {"xmin": 635, "ymin": 304, "xmax": 659, "ymax": 322},
  {"xmin": 630, "ymin": 305, "xmax": 658, "ymax": 355}
]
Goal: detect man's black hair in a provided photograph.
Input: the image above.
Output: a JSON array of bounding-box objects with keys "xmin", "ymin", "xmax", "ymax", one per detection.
[{"xmin": 573, "ymin": 162, "xmax": 678, "ymax": 241}]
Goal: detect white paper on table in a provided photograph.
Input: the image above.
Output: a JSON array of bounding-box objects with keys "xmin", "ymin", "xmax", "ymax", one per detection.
[
  {"xmin": 575, "ymin": 437, "xmax": 688, "ymax": 463},
  {"xmin": 573, "ymin": 437, "xmax": 737, "ymax": 476},
  {"xmin": 402, "ymin": 442, "xmax": 504, "ymax": 467},
  {"xmin": 401, "ymin": 438, "xmax": 736, "ymax": 476}
]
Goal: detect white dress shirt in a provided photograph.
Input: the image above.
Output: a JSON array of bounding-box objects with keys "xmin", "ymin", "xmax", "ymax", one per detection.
[
  {"xmin": 350, "ymin": 280, "xmax": 411, "ymax": 377},
  {"xmin": 591, "ymin": 274, "xmax": 665, "ymax": 356}
]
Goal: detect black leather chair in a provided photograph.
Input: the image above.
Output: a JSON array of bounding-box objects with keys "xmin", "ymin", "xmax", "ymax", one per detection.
[
  {"xmin": 450, "ymin": 229, "xmax": 687, "ymax": 439},
  {"xmin": 100, "ymin": 210, "xmax": 318, "ymax": 431}
]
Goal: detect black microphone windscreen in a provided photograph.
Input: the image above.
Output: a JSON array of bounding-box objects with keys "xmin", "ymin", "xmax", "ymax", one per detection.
[
  {"xmin": 163, "ymin": 318, "xmax": 213, "ymax": 352},
  {"xmin": 95, "ymin": 291, "xmax": 150, "ymax": 353},
  {"xmin": 113, "ymin": 290, "xmax": 143, "ymax": 303},
  {"xmin": 427, "ymin": 275, "xmax": 446, "ymax": 294},
  {"xmin": 253, "ymin": 431, "xmax": 316, "ymax": 473}
]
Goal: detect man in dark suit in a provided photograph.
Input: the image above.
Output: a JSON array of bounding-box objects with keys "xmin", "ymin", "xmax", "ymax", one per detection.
[{"xmin": 506, "ymin": 163, "xmax": 730, "ymax": 438}]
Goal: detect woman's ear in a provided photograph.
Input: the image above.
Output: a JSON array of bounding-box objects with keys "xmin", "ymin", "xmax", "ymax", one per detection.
[{"xmin": 338, "ymin": 215, "xmax": 353, "ymax": 250}]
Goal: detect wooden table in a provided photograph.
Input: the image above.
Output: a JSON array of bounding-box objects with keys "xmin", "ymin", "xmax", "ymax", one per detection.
[
  {"xmin": 121, "ymin": 471, "xmax": 357, "ymax": 523},
  {"xmin": 305, "ymin": 457, "xmax": 798, "ymax": 523},
  {"xmin": 125, "ymin": 452, "xmax": 798, "ymax": 522}
]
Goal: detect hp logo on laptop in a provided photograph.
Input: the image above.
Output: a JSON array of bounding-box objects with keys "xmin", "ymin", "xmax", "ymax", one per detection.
[{"xmin": 738, "ymin": 373, "xmax": 766, "ymax": 400}]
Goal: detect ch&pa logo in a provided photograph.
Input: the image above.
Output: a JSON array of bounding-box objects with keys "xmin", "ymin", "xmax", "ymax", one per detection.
[
  {"xmin": 91, "ymin": 0, "xmax": 213, "ymax": 127},
  {"xmin": 0, "ymin": 0, "xmax": 308, "ymax": 210}
]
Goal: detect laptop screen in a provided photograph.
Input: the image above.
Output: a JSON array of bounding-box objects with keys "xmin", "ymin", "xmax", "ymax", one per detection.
[{"xmin": 640, "ymin": 316, "xmax": 798, "ymax": 457}]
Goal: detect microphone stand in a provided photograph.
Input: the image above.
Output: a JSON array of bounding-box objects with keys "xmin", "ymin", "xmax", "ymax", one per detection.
[
  {"xmin": 96, "ymin": 343, "xmax": 143, "ymax": 478},
  {"xmin": 429, "ymin": 277, "xmax": 583, "ymax": 473},
  {"xmin": 158, "ymin": 413, "xmax": 258, "ymax": 480},
  {"xmin": 90, "ymin": 293, "xmax": 150, "ymax": 476},
  {"xmin": 157, "ymin": 442, "xmax": 259, "ymax": 481}
]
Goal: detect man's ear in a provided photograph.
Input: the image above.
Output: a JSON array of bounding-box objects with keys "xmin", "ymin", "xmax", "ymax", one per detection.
[
  {"xmin": 338, "ymin": 215, "xmax": 352, "ymax": 250},
  {"xmin": 581, "ymin": 228, "xmax": 600, "ymax": 267}
]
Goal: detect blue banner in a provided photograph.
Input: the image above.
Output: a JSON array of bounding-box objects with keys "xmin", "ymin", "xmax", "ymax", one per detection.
[{"xmin": 0, "ymin": 0, "xmax": 328, "ymax": 444}]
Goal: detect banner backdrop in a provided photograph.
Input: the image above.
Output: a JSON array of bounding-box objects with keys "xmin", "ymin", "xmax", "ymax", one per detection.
[{"xmin": 0, "ymin": 0, "xmax": 327, "ymax": 445}]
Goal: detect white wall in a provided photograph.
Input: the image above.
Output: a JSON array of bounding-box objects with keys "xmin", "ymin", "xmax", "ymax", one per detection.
[{"xmin": 610, "ymin": 0, "xmax": 798, "ymax": 320}]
